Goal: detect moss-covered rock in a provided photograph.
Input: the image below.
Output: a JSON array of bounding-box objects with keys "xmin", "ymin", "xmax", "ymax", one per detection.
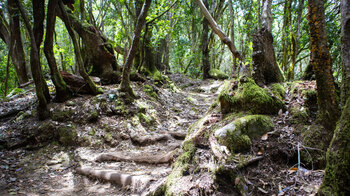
[
  {"xmin": 209, "ymin": 69, "xmax": 229, "ymax": 80},
  {"xmin": 87, "ymin": 110, "xmax": 99, "ymax": 122},
  {"xmin": 16, "ymin": 111, "xmax": 32, "ymax": 122},
  {"xmin": 270, "ymin": 83, "xmax": 286, "ymax": 100},
  {"xmin": 290, "ymin": 106, "xmax": 309, "ymax": 124},
  {"xmin": 219, "ymin": 78, "xmax": 285, "ymax": 115},
  {"xmin": 58, "ymin": 124, "xmax": 77, "ymax": 146},
  {"xmin": 215, "ymin": 115, "xmax": 274, "ymax": 153}
]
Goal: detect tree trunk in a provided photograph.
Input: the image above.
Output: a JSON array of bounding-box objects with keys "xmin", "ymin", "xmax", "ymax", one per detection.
[
  {"xmin": 261, "ymin": 0, "xmax": 272, "ymax": 31},
  {"xmin": 318, "ymin": 97, "xmax": 350, "ymax": 195},
  {"xmin": 194, "ymin": 0, "xmax": 241, "ymax": 60},
  {"xmin": 7, "ymin": 0, "xmax": 29, "ymax": 85},
  {"xmin": 307, "ymin": 0, "xmax": 340, "ymax": 131},
  {"xmin": 44, "ymin": 0, "xmax": 72, "ymax": 102},
  {"xmin": 201, "ymin": 0, "xmax": 210, "ymax": 79},
  {"xmin": 119, "ymin": 0, "xmax": 152, "ymax": 99},
  {"xmin": 289, "ymin": 0, "xmax": 305, "ymax": 81},
  {"xmin": 16, "ymin": 0, "xmax": 50, "ymax": 120},
  {"xmin": 56, "ymin": 6, "xmax": 119, "ymax": 84},
  {"xmin": 252, "ymin": 1, "xmax": 284, "ymax": 86},
  {"xmin": 228, "ymin": 0, "xmax": 237, "ymax": 77},
  {"xmin": 341, "ymin": 0, "xmax": 350, "ymax": 106},
  {"xmin": 281, "ymin": 0, "xmax": 292, "ymax": 73},
  {"xmin": 58, "ymin": 0, "xmax": 103, "ymax": 95}
]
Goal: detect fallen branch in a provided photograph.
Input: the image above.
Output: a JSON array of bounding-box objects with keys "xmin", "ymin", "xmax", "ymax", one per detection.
[
  {"xmin": 76, "ymin": 167, "xmax": 153, "ymax": 193},
  {"xmin": 95, "ymin": 150, "xmax": 176, "ymax": 164}
]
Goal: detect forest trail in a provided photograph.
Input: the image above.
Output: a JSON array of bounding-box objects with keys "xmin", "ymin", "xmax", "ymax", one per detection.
[{"xmin": 0, "ymin": 74, "xmax": 223, "ymax": 195}]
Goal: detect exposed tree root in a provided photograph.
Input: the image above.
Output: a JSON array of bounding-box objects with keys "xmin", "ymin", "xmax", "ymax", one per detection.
[
  {"xmin": 95, "ymin": 150, "xmax": 176, "ymax": 164},
  {"xmin": 130, "ymin": 134, "xmax": 172, "ymax": 146},
  {"xmin": 141, "ymin": 178, "xmax": 166, "ymax": 196},
  {"xmin": 209, "ymin": 134, "xmax": 231, "ymax": 161},
  {"xmin": 76, "ymin": 167, "xmax": 153, "ymax": 193},
  {"xmin": 168, "ymin": 131, "xmax": 187, "ymax": 140},
  {"xmin": 224, "ymin": 156, "xmax": 263, "ymax": 171}
]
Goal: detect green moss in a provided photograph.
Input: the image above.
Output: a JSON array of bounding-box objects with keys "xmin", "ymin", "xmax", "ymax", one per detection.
[
  {"xmin": 301, "ymin": 124, "xmax": 329, "ymax": 168},
  {"xmin": 87, "ymin": 110, "xmax": 99, "ymax": 122},
  {"xmin": 137, "ymin": 112, "xmax": 155, "ymax": 126},
  {"xmin": 58, "ymin": 125, "xmax": 77, "ymax": 146},
  {"xmin": 219, "ymin": 78, "xmax": 285, "ymax": 115},
  {"xmin": 209, "ymin": 69, "xmax": 229, "ymax": 80},
  {"xmin": 270, "ymin": 83, "xmax": 286, "ymax": 100},
  {"xmin": 215, "ymin": 115, "xmax": 273, "ymax": 153},
  {"xmin": 6, "ymin": 88, "xmax": 25, "ymax": 98},
  {"xmin": 51, "ymin": 109, "xmax": 73, "ymax": 122},
  {"xmin": 16, "ymin": 111, "xmax": 32, "ymax": 122},
  {"xmin": 165, "ymin": 139, "xmax": 196, "ymax": 195},
  {"xmin": 144, "ymin": 85, "xmax": 158, "ymax": 99},
  {"xmin": 318, "ymin": 98, "xmax": 350, "ymax": 195},
  {"xmin": 290, "ymin": 106, "xmax": 309, "ymax": 124}
]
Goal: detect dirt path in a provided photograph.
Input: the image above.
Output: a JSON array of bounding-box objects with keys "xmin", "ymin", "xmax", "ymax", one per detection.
[{"xmin": 0, "ymin": 74, "xmax": 222, "ymax": 195}]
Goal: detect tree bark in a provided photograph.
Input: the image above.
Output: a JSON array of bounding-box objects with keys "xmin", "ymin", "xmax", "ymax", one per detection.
[
  {"xmin": 58, "ymin": 0, "xmax": 103, "ymax": 95},
  {"xmin": 289, "ymin": 0, "xmax": 305, "ymax": 81},
  {"xmin": 2, "ymin": 3, "xmax": 29, "ymax": 85},
  {"xmin": 194, "ymin": 0, "xmax": 241, "ymax": 60},
  {"xmin": 120, "ymin": 0, "xmax": 152, "ymax": 99},
  {"xmin": 261, "ymin": 0, "xmax": 272, "ymax": 31},
  {"xmin": 228, "ymin": 0, "xmax": 237, "ymax": 77},
  {"xmin": 307, "ymin": 0, "xmax": 340, "ymax": 131},
  {"xmin": 201, "ymin": 0, "xmax": 210, "ymax": 79},
  {"xmin": 318, "ymin": 97, "xmax": 350, "ymax": 195},
  {"xmin": 15, "ymin": 0, "xmax": 50, "ymax": 120},
  {"xmin": 341, "ymin": 0, "xmax": 350, "ymax": 105},
  {"xmin": 44, "ymin": 0, "xmax": 72, "ymax": 102},
  {"xmin": 56, "ymin": 6, "xmax": 119, "ymax": 84}
]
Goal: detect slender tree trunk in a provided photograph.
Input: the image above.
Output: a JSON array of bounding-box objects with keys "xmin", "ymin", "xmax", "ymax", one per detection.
[
  {"xmin": 7, "ymin": 0, "xmax": 29, "ymax": 85},
  {"xmin": 120, "ymin": 0, "xmax": 152, "ymax": 99},
  {"xmin": 58, "ymin": 0, "xmax": 103, "ymax": 95},
  {"xmin": 341, "ymin": 0, "xmax": 350, "ymax": 105},
  {"xmin": 307, "ymin": 0, "xmax": 340, "ymax": 131},
  {"xmin": 289, "ymin": 0, "xmax": 305, "ymax": 81},
  {"xmin": 228, "ymin": 0, "xmax": 237, "ymax": 77},
  {"xmin": 281, "ymin": 0, "xmax": 292, "ymax": 73},
  {"xmin": 44, "ymin": 0, "xmax": 72, "ymax": 102},
  {"xmin": 201, "ymin": 0, "xmax": 210, "ymax": 79},
  {"xmin": 16, "ymin": 0, "xmax": 50, "ymax": 120}
]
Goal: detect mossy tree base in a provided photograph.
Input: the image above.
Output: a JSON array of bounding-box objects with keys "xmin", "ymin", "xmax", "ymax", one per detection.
[
  {"xmin": 318, "ymin": 98, "xmax": 350, "ymax": 195},
  {"xmin": 218, "ymin": 77, "xmax": 285, "ymax": 115}
]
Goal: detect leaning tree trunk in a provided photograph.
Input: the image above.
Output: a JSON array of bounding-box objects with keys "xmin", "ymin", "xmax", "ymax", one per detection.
[
  {"xmin": 341, "ymin": 0, "xmax": 350, "ymax": 106},
  {"xmin": 7, "ymin": 0, "xmax": 29, "ymax": 85},
  {"xmin": 194, "ymin": 0, "xmax": 241, "ymax": 69},
  {"xmin": 44, "ymin": 0, "xmax": 72, "ymax": 102},
  {"xmin": 201, "ymin": 0, "xmax": 210, "ymax": 79},
  {"xmin": 57, "ymin": 6, "xmax": 119, "ymax": 84},
  {"xmin": 120, "ymin": 0, "xmax": 152, "ymax": 99},
  {"xmin": 252, "ymin": 0, "xmax": 284, "ymax": 86},
  {"xmin": 307, "ymin": 0, "xmax": 340, "ymax": 131},
  {"xmin": 58, "ymin": 0, "xmax": 103, "ymax": 95},
  {"xmin": 16, "ymin": 0, "xmax": 49, "ymax": 120}
]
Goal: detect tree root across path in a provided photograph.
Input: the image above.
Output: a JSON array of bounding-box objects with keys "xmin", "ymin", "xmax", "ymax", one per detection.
[
  {"xmin": 95, "ymin": 150, "xmax": 177, "ymax": 164},
  {"xmin": 76, "ymin": 167, "xmax": 153, "ymax": 193},
  {"xmin": 130, "ymin": 132, "xmax": 186, "ymax": 146}
]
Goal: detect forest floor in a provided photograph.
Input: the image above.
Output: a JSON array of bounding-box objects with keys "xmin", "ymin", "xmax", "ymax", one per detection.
[{"xmin": 0, "ymin": 74, "xmax": 324, "ymax": 195}]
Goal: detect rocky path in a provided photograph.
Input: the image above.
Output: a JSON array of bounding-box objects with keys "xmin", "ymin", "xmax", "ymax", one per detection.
[{"xmin": 0, "ymin": 74, "xmax": 222, "ymax": 195}]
